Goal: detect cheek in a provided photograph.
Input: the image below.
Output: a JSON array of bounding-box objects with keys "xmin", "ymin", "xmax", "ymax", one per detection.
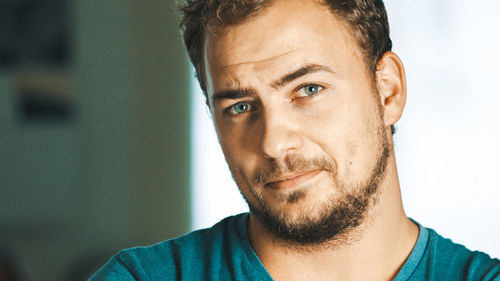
[
  {"xmin": 299, "ymin": 92, "xmax": 379, "ymax": 179},
  {"xmin": 215, "ymin": 122, "xmax": 261, "ymax": 181},
  {"xmin": 218, "ymin": 140, "xmax": 251, "ymax": 190},
  {"xmin": 217, "ymin": 123, "xmax": 250, "ymax": 161},
  {"xmin": 300, "ymin": 92, "xmax": 360, "ymax": 149}
]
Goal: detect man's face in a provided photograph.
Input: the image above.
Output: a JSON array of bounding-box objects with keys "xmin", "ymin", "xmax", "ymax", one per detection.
[{"xmin": 204, "ymin": 0, "xmax": 391, "ymax": 244}]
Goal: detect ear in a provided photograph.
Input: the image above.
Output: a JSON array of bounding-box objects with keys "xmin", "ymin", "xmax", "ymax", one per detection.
[{"xmin": 375, "ymin": 52, "xmax": 407, "ymax": 127}]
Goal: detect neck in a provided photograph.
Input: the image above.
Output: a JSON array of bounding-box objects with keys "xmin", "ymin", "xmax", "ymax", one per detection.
[{"xmin": 247, "ymin": 154, "xmax": 419, "ymax": 281}]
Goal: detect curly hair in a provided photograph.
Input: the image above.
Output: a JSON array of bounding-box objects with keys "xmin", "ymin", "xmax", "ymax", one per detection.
[{"xmin": 179, "ymin": 0, "xmax": 392, "ymax": 98}]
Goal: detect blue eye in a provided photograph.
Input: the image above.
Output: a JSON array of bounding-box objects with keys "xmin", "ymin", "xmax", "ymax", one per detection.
[
  {"xmin": 231, "ymin": 102, "xmax": 251, "ymax": 115},
  {"xmin": 302, "ymin": 84, "xmax": 322, "ymax": 96}
]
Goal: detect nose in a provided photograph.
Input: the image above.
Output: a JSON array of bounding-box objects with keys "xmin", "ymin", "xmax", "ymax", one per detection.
[{"xmin": 259, "ymin": 107, "xmax": 304, "ymax": 159}]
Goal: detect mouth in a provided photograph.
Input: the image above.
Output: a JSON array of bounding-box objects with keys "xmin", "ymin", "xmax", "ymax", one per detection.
[{"xmin": 265, "ymin": 170, "xmax": 323, "ymax": 190}]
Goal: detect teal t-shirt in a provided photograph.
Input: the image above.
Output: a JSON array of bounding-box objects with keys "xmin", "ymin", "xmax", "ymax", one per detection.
[{"xmin": 89, "ymin": 213, "xmax": 500, "ymax": 280}]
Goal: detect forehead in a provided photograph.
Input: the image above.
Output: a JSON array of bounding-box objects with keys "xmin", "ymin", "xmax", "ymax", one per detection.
[{"xmin": 203, "ymin": 0, "xmax": 364, "ymax": 93}]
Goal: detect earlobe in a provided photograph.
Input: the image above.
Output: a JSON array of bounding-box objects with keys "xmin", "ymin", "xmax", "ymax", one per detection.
[{"xmin": 375, "ymin": 52, "xmax": 407, "ymax": 127}]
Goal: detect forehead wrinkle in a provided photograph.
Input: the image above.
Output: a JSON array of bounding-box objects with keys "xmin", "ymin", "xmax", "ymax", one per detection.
[
  {"xmin": 216, "ymin": 49, "xmax": 303, "ymax": 93},
  {"xmin": 222, "ymin": 75, "xmax": 243, "ymax": 90},
  {"xmin": 221, "ymin": 49, "xmax": 300, "ymax": 68}
]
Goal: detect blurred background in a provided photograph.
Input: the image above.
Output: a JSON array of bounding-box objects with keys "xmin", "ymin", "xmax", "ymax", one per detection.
[{"xmin": 0, "ymin": 0, "xmax": 498, "ymax": 280}]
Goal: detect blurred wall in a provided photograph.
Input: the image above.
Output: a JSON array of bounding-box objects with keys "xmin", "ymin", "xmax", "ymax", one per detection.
[{"xmin": 0, "ymin": 0, "xmax": 191, "ymax": 280}]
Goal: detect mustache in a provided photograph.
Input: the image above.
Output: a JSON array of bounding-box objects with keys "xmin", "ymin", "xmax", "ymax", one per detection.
[{"xmin": 253, "ymin": 154, "xmax": 335, "ymax": 186}]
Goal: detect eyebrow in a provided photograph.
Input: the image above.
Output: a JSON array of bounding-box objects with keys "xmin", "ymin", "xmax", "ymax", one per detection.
[
  {"xmin": 271, "ymin": 64, "xmax": 335, "ymax": 89},
  {"xmin": 211, "ymin": 88, "xmax": 257, "ymax": 103}
]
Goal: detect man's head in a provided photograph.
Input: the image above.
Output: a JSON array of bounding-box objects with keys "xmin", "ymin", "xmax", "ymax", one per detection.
[{"xmin": 179, "ymin": 0, "xmax": 406, "ymax": 246}]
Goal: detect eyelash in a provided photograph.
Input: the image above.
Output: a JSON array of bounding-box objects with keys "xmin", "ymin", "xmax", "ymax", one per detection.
[
  {"xmin": 225, "ymin": 101, "xmax": 253, "ymax": 116},
  {"xmin": 296, "ymin": 83, "xmax": 324, "ymax": 97}
]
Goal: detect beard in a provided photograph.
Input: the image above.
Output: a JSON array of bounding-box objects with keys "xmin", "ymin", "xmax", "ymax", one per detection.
[{"xmin": 234, "ymin": 107, "xmax": 391, "ymax": 246}]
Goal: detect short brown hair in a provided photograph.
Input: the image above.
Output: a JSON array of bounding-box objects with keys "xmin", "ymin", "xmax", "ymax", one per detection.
[{"xmin": 179, "ymin": 0, "xmax": 392, "ymax": 98}]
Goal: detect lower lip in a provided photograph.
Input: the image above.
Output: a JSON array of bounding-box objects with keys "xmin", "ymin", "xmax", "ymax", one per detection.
[{"xmin": 266, "ymin": 170, "xmax": 323, "ymax": 190}]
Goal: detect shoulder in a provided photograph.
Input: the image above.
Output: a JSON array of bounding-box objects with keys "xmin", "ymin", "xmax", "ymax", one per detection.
[
  {"xmin": 89, "ymin": 214, "xmax": 248, "ymax": 281},
  {"xmin": 419, "ymin": 227, "xmax": 500, "ymax": 280}
]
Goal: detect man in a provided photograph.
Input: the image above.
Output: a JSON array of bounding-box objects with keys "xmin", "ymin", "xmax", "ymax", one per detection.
[{"xmin": 90, "ymin": 0, "xmax": 500, "ymax": 280}]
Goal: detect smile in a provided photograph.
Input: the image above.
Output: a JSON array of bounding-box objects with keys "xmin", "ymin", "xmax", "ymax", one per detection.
[{"xmin": 265, "ymin": 170, "xmax": 323, "ymax": 190}]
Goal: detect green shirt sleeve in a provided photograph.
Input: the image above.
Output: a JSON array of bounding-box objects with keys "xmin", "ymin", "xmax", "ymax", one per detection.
[{"xmin": 88, "ymin": 254, "xmax": 137, "ymax": 281}]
